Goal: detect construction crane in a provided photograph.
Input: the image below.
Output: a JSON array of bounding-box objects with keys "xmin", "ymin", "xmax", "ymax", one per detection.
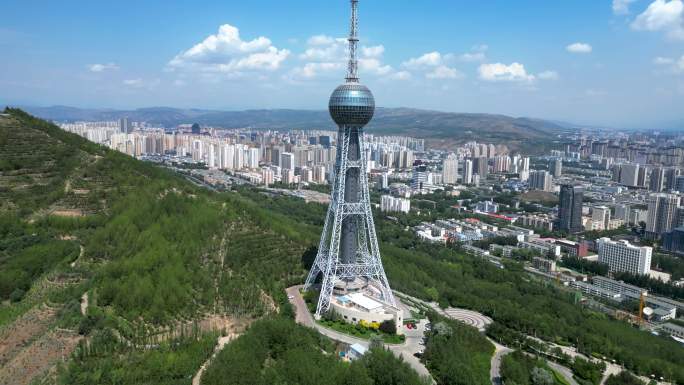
[{"xmin": 638, "ymin": 291, "xmax": 646, "ymax": 326}]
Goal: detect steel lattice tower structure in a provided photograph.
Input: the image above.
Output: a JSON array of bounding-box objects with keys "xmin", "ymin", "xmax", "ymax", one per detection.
[{"xmin": 304, "ymin": 0, "xmax": 396, "ymax": 319}]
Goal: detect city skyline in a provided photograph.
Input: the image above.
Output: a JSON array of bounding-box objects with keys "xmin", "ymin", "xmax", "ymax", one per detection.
[{"xmin": 2, "ymin": 0, "xmax": 684, "ymax": 129}]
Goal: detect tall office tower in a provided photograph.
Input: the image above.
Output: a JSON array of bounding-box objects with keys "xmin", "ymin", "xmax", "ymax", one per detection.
[
  {"xmin": 305, "ymin": 0, "xmax": 396, "ymax": 319},
  {"xmin": 649, "ymin": 166, "xmax": 665, "ymax": 192},
  {"xmin": 619, "ymin": 164, "xmax": 639, "ymax": 187},
  {"xmin": 280, "ymin": 152, "xmax": 294, "ymax": 170},
  {"xmin": 558, "ymin": 185, "xmax": 584, "ymax": 233},
  {"xmin": 646, "ymin": 193, "xmax": 680, "ymax": 237},
  {"xmin": 597, "ymin": 238, "xmax": 652, "ymax": 275},
  {"xmin": 442, "ymin": 155, "xmax": 458, "ymax": 184},
  {"xmin": 191, "ymin": 122, "xmax": 200, "ymax": 135},
  {"xmin": 529, "ymin": 170, "xmax": 553, "ymax": 192},
  {"xmin": 119, "ymin": 117, "xmax": 130, "ymax": 134},
  {"xmin": 411, "ymin": 165, "xmax": 430, "ymax": 190},
  {"xmin": 591, "ymin": 205, "xmax": 611, "ymax": 230},
  {"xmin": 665, "ymin": 167, "xmax": 681, "ymax": 191},
  {"xmin": 552, "ymin": 158, "xmax": 562, "ymax": 177},
  {"xmin": 520, "ymin": 157, "xmax": 530, "ymax": 181},
  {"xmin": 463, "ymin": 159, "xmax": 473, "ymax": 184}
]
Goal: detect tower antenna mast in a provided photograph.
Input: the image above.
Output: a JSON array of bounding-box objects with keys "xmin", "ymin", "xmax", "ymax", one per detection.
[{"xmin": 346, "ymin": 0, "xmax": 359, "ymax": 83}]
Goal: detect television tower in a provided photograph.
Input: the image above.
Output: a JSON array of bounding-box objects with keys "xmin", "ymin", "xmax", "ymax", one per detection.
[{"xmin": 304, "ymin": 0, "xmax": 396, "ymax": 318}]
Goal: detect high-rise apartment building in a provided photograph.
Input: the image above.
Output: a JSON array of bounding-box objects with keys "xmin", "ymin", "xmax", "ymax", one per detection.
[
  {"xmin": 559, "ymin": 185, "xmax": 583, "ymax": 233},
  {"xmin": 665, "ymin": 168, "xmax": 681, "ymax": 191},
  {"xmin": 281, "ymin": 152, "xmax": 294, "ymax": 170},
  {"xmin": 552, "ymin": 158, "xmax": 562, "ymax": 177},
  {"xmin": 646, "ymin": 193, "xmax": 680, "ymax": 237},
  {"xmin": 649, "ymin": 166, "xmax": 665, "ymax": 192},
  {"xmin": 619, "ymin": 164, "xmax": 639, "ymax": 187},
  {"xmin": 463, "ymin": 159, "xmax": 473, "ymax": 184},
  {"xmin": 474, "ymin": 156, "xmax": 488, "ymax": 178},
  {"xmin": 119, "ymin": 117, "xmax": 130, "ymax": 134},
  {"xmin": 442, "ymin": 155, "xmax": 458, "ymax": 184},
  {"xmin": 597, "ymin": 237, "xmax": 652, "ymax": 275},
  {"xmin": 380, "ymin": 195, "xmax": 410, "ymax": 213},
  {"xmin": 591, "ymin": 205, "xmax": 611, "ymax": 230},
  {"xmin": 520, "ymin": 157, "xmax": 530, "ymax": 181},
  {"xmin": 261, "ymin": 167, "xmax": 274, "ymax": 186},
  {"xmin": 529, "ymin": 170, "xmax": 553, "ymax": 192}
]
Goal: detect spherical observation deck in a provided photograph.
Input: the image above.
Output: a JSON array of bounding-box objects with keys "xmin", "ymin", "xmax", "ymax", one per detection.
[{"xmin": 328, "ymin": 83, "xmax": 375, "ymax": 127}]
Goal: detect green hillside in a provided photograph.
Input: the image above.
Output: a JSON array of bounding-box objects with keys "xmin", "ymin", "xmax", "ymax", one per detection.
[{"xmin": 0, "ymin": 109, "xmax": 346, "ymax": 385}]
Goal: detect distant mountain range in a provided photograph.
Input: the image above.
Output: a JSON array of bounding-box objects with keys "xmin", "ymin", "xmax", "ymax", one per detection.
[{"xmin": 18, "ymin": 105, "xmax": 570, "ymax": 151}]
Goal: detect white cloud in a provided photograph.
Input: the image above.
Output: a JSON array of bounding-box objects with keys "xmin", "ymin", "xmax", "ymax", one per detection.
[
  {"xmin": 167, "ymin": 24, "xmax": 290, "ymax": 75},
  {"xmin": 300, "ymin": 37, "xmax": 347, "ymax": 61},
  {"xmin": 585, "ymin": 89, "xmax": 607, "ymax": 97},
  {"xmin": 402, "ymin": 51, "xmax": 443, "ymax": 69},
  {"xmin": 537, "ymin": 70, "xmax": 559, "ymax": 80},
  {"xmin": 458, "ymin": 52, "xmax": 486, "ymax": 62},
  {"xmin": 402, "ymin": 51, "xmax": 465, "ymax": 79},
  {"xmin": 389, "ymin": 71, "xmax": 412, "ymax": 80},
  {"xmin": 631, "ymin": 0, "xmax": 684, "ymax": 40},
  {"xmin": 359, "ymin": 57, "xmax": 393, "ymax": 76},
  {"xmin": 123, "ymin": 78, "xmax": 143, "ymax": 87},
  {"xmin": 307, "ymin": 34, "xmax": 335, "ymax": 46},
  {"xmin": 613, "ymin": 0, "xmax": 638, "ymax": 14},
  {"xmin": 289, "ymin": 62, "xmax": 343, "ymax": 79},
  {"xmin": 457, "ymin": 44, "xmax": 488, "ymax": 62},
  {"xmin": 122, "ymin": 78, "xmax": 160, "ymax": 89},
  {"xmin": 566, "ymin": 42, "xmax": 593, "ymax": 54},
  {"xmin": 362, "ymin": 45, "xmax": 385, "ymax": 58},
  {"xmin": 89, "ymin": 63, "xmax": 119, "ymax": 72},
  {"xmin": 653, "ymin": 54, "xmax": 684, "ymax": 72},
  {"xmin": 426, "ymin": 65, "xmax": 463, "ymax": 79},
  {"xmin": 478, "ymin": 62, "xmax": 535, "ymax": 82},
  {"xmin": 291, "ymin": 35, "xmax": 395, "ymax": 80},
  {"xmin": 654, "ymin": 56, "xmax": 675, "ymax": 64}
]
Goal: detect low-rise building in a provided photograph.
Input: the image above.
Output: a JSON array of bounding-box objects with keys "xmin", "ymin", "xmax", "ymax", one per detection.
[
  {"xmin": 489, "ymin": 244, "xmax": 516, "ymax": 258},
  {"xmin": 518, "ymin": 238, "xmax": 561, "ymax": 258},
  {"xmin": 571, "ymin": 281, "xmax": 622, "ymax": 301},
  {"xmin": 661, "ymin": 322, "xmax": 684, "ymax": 339},
  {"xmin": 555, "ymin": 239, "xmax": 588, "ymax": 257},
  {"xmin": 533, "ymin": 257, "xmax": 557, "ymax": 272},
  {"xmin": 330, "ymin": 292, "xmax": 403, "ymax": 335}
]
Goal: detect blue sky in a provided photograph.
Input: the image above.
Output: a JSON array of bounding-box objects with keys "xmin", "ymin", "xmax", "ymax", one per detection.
[{"xmin": 1, "ymin": 0, "xmax": 684, "ymax": 128}]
